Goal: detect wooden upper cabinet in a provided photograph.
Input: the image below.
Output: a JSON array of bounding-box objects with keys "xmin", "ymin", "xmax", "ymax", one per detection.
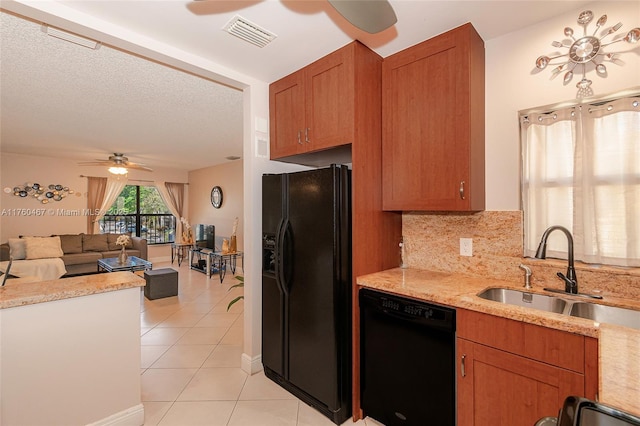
[
  {"xmin": 382, "ymin": 23, "xmax": 485, "ymax": 211},
  {"xmin": 305, "ymin": 47, "xmax": 354, "ymax": 152},
  {"xmin": 269, "ymin": 43, "xmax": 358, "ymax": 160},
  {"xmin": 270, "ymin": 71, "xmax": 305, "ymax": 158}
]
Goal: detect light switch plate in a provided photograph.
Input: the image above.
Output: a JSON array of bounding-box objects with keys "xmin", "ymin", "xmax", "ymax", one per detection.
[{"xmin": 460, "ymin": 238, "xmax": 473, "ymax": 256}]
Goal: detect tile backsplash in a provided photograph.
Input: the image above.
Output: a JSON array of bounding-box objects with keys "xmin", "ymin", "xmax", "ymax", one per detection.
[{"xmin": 402, "ymin": 211, "xmax": 640, "ymax": 299}]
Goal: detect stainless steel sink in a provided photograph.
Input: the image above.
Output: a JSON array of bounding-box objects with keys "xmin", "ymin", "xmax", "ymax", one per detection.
[
  {"xmin": 477, "ymin": 287, "xmax": 640, "ymax": 330},
  {"xmin": 477, "ymin": 288, "xmax": 568, "ymax": 314},
  {"xmin": 569, "ymin": 302, "xmax": 640, "ymax": 330}
]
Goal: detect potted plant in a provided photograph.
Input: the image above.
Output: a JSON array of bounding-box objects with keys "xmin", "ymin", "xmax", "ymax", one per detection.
[{"xmin": 227, "ymin": 275, "xmax": 244, "ymax": 311}]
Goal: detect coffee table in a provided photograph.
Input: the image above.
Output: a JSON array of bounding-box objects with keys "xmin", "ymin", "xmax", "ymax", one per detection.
[{"xmin": 98, "ymin": 256, "xmax": 152, "ymax": 273}]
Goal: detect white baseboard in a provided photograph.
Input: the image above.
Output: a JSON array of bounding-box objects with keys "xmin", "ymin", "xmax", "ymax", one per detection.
[
  {"xmin": 87, "ymin": 404, "xmax": 144, "ymax": 426},
  {"xmin": 241, "ymin": 353, "xmax": 263, "ymax": 375}
]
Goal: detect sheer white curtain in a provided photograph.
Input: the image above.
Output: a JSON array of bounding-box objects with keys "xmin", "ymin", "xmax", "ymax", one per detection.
[
  {"xmin": 521, "ymin": 95, "xmax": 640, "ymax": 267},
  {"xmin": 93, "ymin": 178, "xmax": 127, "ymax": 234},
  {"xmin": 155, "ymin": 182, "xmax": 184, "ymax": 242}
]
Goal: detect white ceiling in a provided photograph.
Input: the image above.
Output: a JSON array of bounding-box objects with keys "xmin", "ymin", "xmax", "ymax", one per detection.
[{"xmin": 0, "ymin": 0, "xmax": 593, "ymax": 172}]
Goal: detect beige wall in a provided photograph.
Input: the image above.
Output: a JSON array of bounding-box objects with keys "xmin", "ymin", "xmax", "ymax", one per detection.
[{"xmin": 188, "ymin": 160, "xmax": 244, "ymax": 251}]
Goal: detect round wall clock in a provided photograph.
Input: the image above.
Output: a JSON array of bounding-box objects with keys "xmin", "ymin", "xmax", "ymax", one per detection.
[{"xmin": 211, "ymin": 186, "xmax": 223, "ymax": 209}]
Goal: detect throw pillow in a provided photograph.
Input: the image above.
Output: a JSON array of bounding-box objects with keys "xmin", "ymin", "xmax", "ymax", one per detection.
[
  {"xmin": 82, "ymin": 234, "xmax": 109, "ymax": 252},
  {"xmin": 24, "ymin": 236, "xmax": 64, "ymax": 260},
  {"xmin": 107, "ymin": 233, "xmax": 133, "ymax": 250},
  {"xmin": 8, "ymin": 238, "xmax": 27, "ymax": 260},
  {"xmin": 57, "ymin": 234, "xmax": 83, "ymax": 254}
]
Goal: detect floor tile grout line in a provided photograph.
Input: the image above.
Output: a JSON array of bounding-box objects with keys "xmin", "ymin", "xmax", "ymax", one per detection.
[{"xmin": 141, "ymin": 262, "xmax": 254, "ymax": 424}]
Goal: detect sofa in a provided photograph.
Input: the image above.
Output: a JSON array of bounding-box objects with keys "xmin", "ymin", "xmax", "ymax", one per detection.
[{"xmin": 1, "ymin": 233, "xmax": 147, "ymax": 277}]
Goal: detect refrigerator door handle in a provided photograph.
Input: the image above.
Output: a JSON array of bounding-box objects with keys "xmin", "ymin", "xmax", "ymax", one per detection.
[
  {"xmin": 276, "ymin": 218, "xmax": 290, "ymax": 295},
  {"xmin": 275, "ymin": 219, "xmax": 284, "ymax": 292},
  {"xmin": 282, "ymin": 220, "xmax": 294, "ymax": 293}
]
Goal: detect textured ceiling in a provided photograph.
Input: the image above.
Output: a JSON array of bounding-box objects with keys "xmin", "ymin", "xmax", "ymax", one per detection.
[
  {"xmin": 0, "ymin": 0, "xmax": 596, "ymax": 172},
  {"xmin": 1, "ymin": 11, "xmax": 243, "ymax": 172}
]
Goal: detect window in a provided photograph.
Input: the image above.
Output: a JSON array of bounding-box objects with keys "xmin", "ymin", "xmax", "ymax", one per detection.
[
  {"xmin": 99, "ymin": 185, "xmax": 176, "ymax": 244},
  {"xmin": 520, "ymin": 93, "xmax": 640, "ymax": 267}
]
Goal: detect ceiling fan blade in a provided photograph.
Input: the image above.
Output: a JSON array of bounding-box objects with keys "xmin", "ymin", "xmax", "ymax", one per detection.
[
  {"xmin": 78, "ymin": 161, "xmax": 112, "ymax": 165},
  {"xmin": 78, "ymin": 153, "xmax": 153, "ymax": 172},
  {"xmin": 327, "ymin": 0, "xmax": 397, "ymax": 34},
  {"xmin": 125, "ymin": 163, "xmax": 153, "ymax": 172}
]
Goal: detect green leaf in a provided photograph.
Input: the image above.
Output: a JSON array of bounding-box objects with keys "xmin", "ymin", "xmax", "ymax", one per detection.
[
  {"xmin": 226, "ymin": 275, "xmax": 244, "ymax": 311},
  {"xmin": 227, "ymin": 295, "xmax": 244, "ymax": 311}
]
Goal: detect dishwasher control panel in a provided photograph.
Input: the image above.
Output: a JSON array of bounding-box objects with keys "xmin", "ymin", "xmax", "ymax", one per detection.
[{"xmin": 371, "ymin": 290, "xmax": 455, "ymax": 330}]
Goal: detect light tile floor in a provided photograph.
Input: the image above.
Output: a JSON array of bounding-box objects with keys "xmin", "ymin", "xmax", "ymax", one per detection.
[{"xmin": 141, "ymin": 261, "xmax": 382, "ymax": 426}]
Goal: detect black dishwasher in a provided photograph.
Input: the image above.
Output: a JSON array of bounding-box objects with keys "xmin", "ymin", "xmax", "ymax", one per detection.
[{"xmin": 360, "ymin": 288, "xmax": 456, "ymax": 426}]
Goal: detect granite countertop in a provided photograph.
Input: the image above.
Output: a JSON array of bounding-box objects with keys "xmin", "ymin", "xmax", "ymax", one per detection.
[
  {"xmin": 0, "ymin": 271, "xmax": 145, "ymax": 309},
  {"xmin": 356, "ymin": 267, "xmax": 640, "ymax": 417}
]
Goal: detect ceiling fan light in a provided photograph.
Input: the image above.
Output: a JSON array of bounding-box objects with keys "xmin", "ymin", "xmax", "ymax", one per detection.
[{"xmin": 108, "ymin": 166, "xmax": 128, "ymax": 175}]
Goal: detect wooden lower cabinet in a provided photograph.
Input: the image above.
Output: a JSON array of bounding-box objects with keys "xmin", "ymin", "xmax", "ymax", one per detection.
[
  {"xmin": 456, "ymin": 309, "xmax": 597, "ymax": 425},
  {"xmin": 457, "ymin": 338, "xmax": 584, "ymax": 426}
]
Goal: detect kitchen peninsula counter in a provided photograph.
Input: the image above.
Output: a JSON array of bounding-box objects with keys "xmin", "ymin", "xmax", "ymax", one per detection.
[
  {"xmin": 0, "ymin": 270, "xmax": 145, "ymax": 309},
  {"xmin": 0, "ymin": 271, "xmax": 145, "ymax": 425},
  {"xmin": 356, "ymin": 267, "xmax": 640, "ymax": 417}
]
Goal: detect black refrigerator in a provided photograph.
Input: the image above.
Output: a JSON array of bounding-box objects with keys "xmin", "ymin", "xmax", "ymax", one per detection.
[{"xmin": 262, "ymin": 165, "xmax": 352, "ymax": 425}]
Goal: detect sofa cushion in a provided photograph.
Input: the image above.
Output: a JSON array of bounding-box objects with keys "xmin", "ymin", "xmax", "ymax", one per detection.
[
  {"xmin": 61, "ymin": 252, "xmax": 102, "ymax": 266},
  {"xmin": 57, "ymin": 234, "xmax": 84, "ymax": 254},
  {"xmin": 24, "ymin": 236, "xmax": 64, "ymax": 260},
  {"xmin": 107, "ymin": 233, "xmax": 133, "ymax": 250},
  {"xmin": 8, "ymin": 238, "xmax": 27, "ymax": 260},
  {"xmin": 82, "ymin": 234, "xmax": 109, "ymax": 252}
]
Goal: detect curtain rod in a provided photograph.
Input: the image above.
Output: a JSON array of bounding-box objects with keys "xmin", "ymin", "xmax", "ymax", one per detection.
[{"xmin": 79, "ymin": 175, "xmax": 189, "ymax": 185}]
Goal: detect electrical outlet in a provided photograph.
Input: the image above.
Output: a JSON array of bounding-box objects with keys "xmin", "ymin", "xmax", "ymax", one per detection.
[{"xmin": 460, "ymin": 238, "xmax": 473, "ymax": 257}]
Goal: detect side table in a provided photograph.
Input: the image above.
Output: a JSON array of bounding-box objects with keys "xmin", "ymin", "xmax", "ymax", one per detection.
[
  {"xmin": 209, "ymin": 251, "xmax": 243, "ymax": 283},
  {"xmin": 189, "ymin": 248, "xmax": 243, "ymax": 283},
  {"xmin": 171, "ymin": 243, "xmax": 193, "ymax": 266}
]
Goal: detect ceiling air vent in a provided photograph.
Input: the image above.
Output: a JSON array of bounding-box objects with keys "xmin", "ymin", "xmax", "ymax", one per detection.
[{"xmin": 222, "ymin": 15, "xmax": 277, "ymax": 48}]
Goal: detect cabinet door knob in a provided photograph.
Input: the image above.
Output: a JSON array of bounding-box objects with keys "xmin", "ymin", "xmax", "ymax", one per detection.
[
  {"xmin": 297, "ymin": 130, "xmax": 302, "ymax": 145},
  {"xmin": 461, "ymin": 354, "xmax": 467, "ymax": 377},
  {"xmin": 305, "ymin": 128, "xmax": 310, "ymax": 143},
  {"xmin": 459, "ymin": 181, "xmax": 466, "ymax": 200}
]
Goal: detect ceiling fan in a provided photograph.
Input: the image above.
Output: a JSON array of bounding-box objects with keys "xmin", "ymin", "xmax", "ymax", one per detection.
[
  {"xmin": 326, "ymin": 0, "xmax": 397, "ymax": 34},
  {"xmin": 192, "ymin": 0, "xmax": 397, "ymax": 34},
  {"xmin": 79, "ymin": 153, "xmax": 153, "ymax": 174}
]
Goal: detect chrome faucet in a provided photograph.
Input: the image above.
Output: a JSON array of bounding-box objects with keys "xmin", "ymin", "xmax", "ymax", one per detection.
[
  {"xmin": 519, "ymin": 264, "xmax": 532, "ymax": 289},
  {"xmin": 534, "ymin": 226, "xmax": 578, "ymax": 294}
]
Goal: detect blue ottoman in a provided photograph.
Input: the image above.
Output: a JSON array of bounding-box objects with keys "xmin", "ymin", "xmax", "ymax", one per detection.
[{"xmin": 144, "ymin": 268, "xmax": 178, "ymax": 300}]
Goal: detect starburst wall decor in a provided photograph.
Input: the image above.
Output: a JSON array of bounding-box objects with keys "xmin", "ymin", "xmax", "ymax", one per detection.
[{"xmin": 535, "ymin": 10, "xmax": 640, "ymax": 97}]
